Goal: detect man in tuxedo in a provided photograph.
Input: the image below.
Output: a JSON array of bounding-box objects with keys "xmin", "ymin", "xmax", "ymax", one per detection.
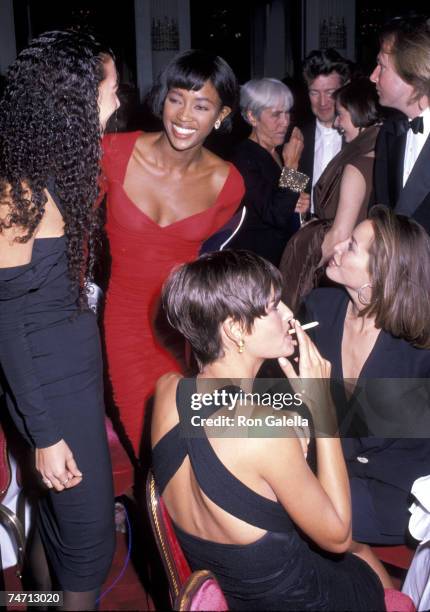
[
  {"xmin": 371, "ymin": 16, "xmax": 430, "ymax": 231},
  {"xmin": 298, "ymin": 49, "xmax": 351, "ymax": 212}
]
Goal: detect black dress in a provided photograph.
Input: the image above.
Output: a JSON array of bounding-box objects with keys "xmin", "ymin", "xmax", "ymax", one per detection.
[
  {"xmin": 0, "ymin": 191, "xmax": 115, "ymax": 591},
  {"xmin": 304, "ymin": 287, "xmax": 430, "ymax": 544},
  {"xmin": 230, "ymin": 139, "xmax": 301, "ymax": 266},
  {"xmin": 152, "ymin": 378, "xmax": 386, "ymax": 611}
]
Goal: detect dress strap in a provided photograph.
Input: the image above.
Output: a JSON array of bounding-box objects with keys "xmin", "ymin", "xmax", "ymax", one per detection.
[
  {"xmin": 46, "ymin": 177, "xmax": 65, "ymax": 216},
  {"xmin": 176, "ymin": 378, "xmax": 294, "ymax": 533},
  {"xmin": 102, "ymin": 131, "xmax": 142, "ymax": 184},
  {"xmin": 152, "ymin": 424, "xmax": 187, "ymax": 494}
]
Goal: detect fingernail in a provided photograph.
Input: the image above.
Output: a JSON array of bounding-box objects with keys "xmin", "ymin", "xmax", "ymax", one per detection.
[{"xmin": 278, "ymin": 357, "xmax": 287, "ymax": 365}]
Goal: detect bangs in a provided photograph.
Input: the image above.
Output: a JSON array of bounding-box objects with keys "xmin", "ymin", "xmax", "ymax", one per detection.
[
  {"xmin": 165, "ymin": 59, "xmax": 213, "ymax": 93},
  {"xmin": 149, "ymin": 49, "xmax": 238, "ymax": 131}
]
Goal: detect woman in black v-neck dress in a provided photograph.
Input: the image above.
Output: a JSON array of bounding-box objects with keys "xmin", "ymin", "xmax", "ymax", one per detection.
[
  {"xmin": 305, "ymin": 206, "xmax": 430, "ymax": 545},
  {"xmin": 0, "ymin": 31, "xmax": 120, "ymax": 609}
]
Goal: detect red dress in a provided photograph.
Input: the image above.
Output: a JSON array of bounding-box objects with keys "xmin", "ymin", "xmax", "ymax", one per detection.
[{"xmin": 102, "ymin": 132, "xmax": 244, "ymax": 455}]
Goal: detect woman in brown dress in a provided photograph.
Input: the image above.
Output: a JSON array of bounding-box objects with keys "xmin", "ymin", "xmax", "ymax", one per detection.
[{"xmin": 280, "ymin": 78, "xmax": 381, "ymax": 312}]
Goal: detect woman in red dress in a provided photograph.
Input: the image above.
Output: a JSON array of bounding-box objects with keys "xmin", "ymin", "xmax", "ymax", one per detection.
[{"xmin": 102, "ymin": 50, "xmax": 244, "ymax": 458}]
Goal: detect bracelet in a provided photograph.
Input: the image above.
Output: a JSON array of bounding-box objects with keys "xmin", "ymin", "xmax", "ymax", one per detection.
[{"xmin": 278, "ymin": 167, "xmax": 310, "ymax": 193}]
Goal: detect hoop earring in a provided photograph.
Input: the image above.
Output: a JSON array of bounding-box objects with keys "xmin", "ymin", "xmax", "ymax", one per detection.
[
  {"xmin": 214, "ymin": 119, "xmax": 221, "ymax": 130},
  {"xmin": 238, "ymin": 339, "xmax": 245, "ymax": 354},
  {"xmin": 357, "ymin": 283, "xmax": 373, "ymax": 305}
]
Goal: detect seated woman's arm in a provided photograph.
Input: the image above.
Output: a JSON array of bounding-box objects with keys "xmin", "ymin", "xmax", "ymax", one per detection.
[
  {"xmin": 320, "ymin": 163, "xmax": 367, "ymax": 263},
  {"xmin": 260, "ymin": 434, "xmax": 351, "ymax": 553},
  {"xmin": 259, "ymin": 324, "xmax": 351, "ymax": 553}
]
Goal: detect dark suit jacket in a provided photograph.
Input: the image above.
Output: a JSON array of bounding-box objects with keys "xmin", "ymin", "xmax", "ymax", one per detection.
[
  {"xmin": 298, "ymin": 119, "xmax": 316, "ymax": 186},
  {"xmin": 374, "ymin": 116, "xmax": 430, "ymax": 232},
  {"xmin": 304, "ymin": 287, "xmax": 430, "ymax": 535}
]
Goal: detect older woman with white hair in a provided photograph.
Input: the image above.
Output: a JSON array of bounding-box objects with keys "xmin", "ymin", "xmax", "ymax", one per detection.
[{"xmin": 230, "ymin": 78, "xmax": 310, "ymax": 266}]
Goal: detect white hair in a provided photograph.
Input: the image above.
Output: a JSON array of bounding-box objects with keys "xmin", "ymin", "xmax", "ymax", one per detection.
[{"xmin": 240, "ymin": 78, "xmax": 294, "ymax": 124}]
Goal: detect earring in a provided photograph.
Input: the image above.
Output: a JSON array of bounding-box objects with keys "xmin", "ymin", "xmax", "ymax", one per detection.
[
  {"xmin": 238, "ymin": 339, "xmax": 245, "ymax": 354},
  {"xmin": 357, "ymin": 283, "xmax": 373, "ymax": 305},
  {"xmin": 214, "ymin": 119, "xmax": 221, "ymax": 130}
]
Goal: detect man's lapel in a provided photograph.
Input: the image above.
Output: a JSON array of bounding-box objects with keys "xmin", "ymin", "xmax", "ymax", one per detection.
[{"xmin": 396, "ymin": 133, "xmax": 430, "ymax": 216}]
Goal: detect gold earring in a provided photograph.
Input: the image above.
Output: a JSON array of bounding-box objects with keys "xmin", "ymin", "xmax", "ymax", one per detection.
[
  {"xmin": 238, "ymin": 339, "xmax": 245, "ymax": 354},
  {"xmin": 214, "ymin": 119, "xmax": 221, "ymax": 130}
]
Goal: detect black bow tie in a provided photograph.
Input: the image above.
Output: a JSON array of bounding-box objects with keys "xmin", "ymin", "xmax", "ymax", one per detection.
[
  {"xmin": 395, "ymin": 116, "xmax": 424, "ymax": 136},
  {"xmin": 408, "ymin": 116, "xmax": 424, "ymax": 134}
]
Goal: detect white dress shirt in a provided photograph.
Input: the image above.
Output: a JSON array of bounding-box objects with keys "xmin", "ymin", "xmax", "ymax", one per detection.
[
  {"xmin": 403, "ymin": 107, "xmax": 430, "ymax": 187},
  {"xmin": 311, "ymin": 120, "xmax": 342, "ymax": 212}
]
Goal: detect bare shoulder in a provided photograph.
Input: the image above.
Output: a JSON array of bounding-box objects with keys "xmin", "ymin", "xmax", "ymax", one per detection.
[
  {"xmin": 342, "ymin": 163, "xmax": 366, "ymax": 185},
  {"xmin": 201, "ymin": 148, "xmax": 231, "ymax": 183},
  {"xmin": 152, "ymin": 372, "xmax": 183, "ymax": 446},
  {"xmin": 243, "ymin": 428, "xmax": 304, "ymax": 470},
  {"xmin": 0, "ymin": 183, "xmax": 35, "ymax": 268},
  {"xmin": 0, "ymin": 182, "xmax": 16, "ymax": 222},
  {"xmin": 134, "ymin": 131, "xmax": 163, "ymax": 156},
  {"xmin": 155, "ymin": 371, "xmax": 182, "ymax": 397},
  {"xmin": 201, "ymin": 147, "xmax": 229, "ymax": 171},
  {"xmin": 253, "ymin": 434, "xmax": 309, "ymax": 490}
]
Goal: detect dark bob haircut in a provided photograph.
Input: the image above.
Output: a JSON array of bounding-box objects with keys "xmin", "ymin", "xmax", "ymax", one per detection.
[
  {"xmin": 162, "ymin": 250, "xmax": 282, "ymax": 368},
  {"xmin": 302, "ymin": 48, "xmax": 351, "ymax": 86},
  {"xmin": 150, "ymin": 49, "xmax": 239, "ymax": 132},
  {"xmin": 363, "ymin": 206, "xmax": 430, "ymax": 349},
  {"xmin": 334, "ymin": 78, "xmax": 381, "ymax": 128}
]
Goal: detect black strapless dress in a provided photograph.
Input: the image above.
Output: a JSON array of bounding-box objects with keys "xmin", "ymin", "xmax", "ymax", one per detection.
[
  {"xmin": 0, "ymin": 204, "xmax": 115, "ymax": 590},
  {"xmin": 152, "ymin": 378, "xmax": 386, "ymax": 611}
]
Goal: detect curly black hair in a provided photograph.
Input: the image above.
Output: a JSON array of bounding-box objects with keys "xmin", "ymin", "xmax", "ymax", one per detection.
[{"xmin": 0, "ymin": 30, "xmax": 112, "ymax": 295}]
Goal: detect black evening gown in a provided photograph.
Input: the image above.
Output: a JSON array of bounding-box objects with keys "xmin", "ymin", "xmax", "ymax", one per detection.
[
  {"xmin": 0, "ymin": 192, "xmax": 115, "ymax": 591},
  {"xmin": 152, "ymin": 378, "xmax": 386, "ymax": 611}
]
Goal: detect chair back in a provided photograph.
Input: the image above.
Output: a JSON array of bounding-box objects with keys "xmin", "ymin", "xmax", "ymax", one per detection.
[
  {"xmin": 146, "ymin": 470, "xmax": 191, "ymax": 601},
  {"xmin": 384, "ymin": 588, "xmax": 416, "ymax": 612},
  {"xmin": 175, "ymin": 570, "xmax": 228, "ymax": 611}
]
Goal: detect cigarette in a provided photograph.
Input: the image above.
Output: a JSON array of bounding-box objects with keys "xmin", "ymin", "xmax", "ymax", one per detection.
[{"xmin": 288, "ymin": 321, "xmax": 319, "ymax": 334}]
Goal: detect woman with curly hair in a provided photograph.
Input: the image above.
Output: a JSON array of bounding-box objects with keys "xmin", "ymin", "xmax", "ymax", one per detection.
[{"xmin": 0, "ymin": 31, "xmax": 120, "ymax": 609}]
